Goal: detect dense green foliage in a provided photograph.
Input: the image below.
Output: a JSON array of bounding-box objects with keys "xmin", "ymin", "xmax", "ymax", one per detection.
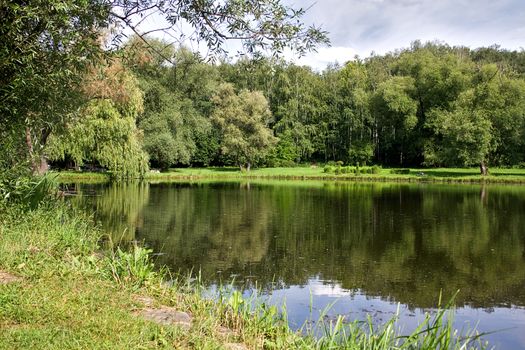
[
  {"xmin": 0, "ymin": 0, "xmax": 327, "ymax": 178},
  {"xmin": 0, "ymin": 0, "xmax": 109, "ymax": 176},
  {"xmin": 129, "ymin": 41, "xmax": 217, "ymax": 169},
  {"xmin": 112, "ymin": 40, "xmax": 525, "ymax": 174},
  {"xmin": 1, "ymin": 2, "xmax": 524, "ymax": 178},
  {"xmin": 46, "ymin": 61, "xmax": 149, "ymax": 178},
  {"xmin": 211, "ymin": 83, "xmax": 277, "ymax": 170}
]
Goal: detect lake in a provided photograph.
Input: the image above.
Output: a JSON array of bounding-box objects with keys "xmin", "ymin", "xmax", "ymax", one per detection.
[{"xmin": 70, "ymin": 180, "xmax": 525, "ymax": 349}]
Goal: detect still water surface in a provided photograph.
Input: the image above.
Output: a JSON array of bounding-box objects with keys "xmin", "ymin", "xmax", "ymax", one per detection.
[{"xmin": 72, "ymin": 181, "xmax": 525, "ymax": 349}]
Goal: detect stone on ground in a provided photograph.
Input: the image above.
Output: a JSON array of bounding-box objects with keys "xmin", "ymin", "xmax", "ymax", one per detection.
[
  {"xmin": 0, "ymin": 271, "xmax": 21, "ymax": 285},
  {"xmin": 136, "ymin": 307, "xmax": 192, "ymax": 329}
]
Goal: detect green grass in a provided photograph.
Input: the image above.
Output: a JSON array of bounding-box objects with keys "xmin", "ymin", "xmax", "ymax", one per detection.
[
  {"xmin": 55, "ymin": 166, "xmax": 525, "ymax": 184},
  {"xmin": 51, "ymin": 171, "xmax": 111, "ymax": 183},
  {"xmin": 0, "ymin": 204, "xmax": 280, "ymax": 349},
  {"xmin": 0, "ymin": 200, "xmax": 490, "ymax": 349}
]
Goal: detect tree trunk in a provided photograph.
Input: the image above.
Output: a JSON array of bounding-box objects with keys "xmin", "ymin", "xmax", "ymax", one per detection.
[
  {"xmin": 25, "ymin": 127, "xmax": 37, "ymax": 174},
  {"xmin": 480, "ymin": 161, "xmax": 488, "ymax": 176},
  {"xmin": 34, "ymin": 155, "xmax": 49, "ymax": 175},
  {"xmin": 246, "ymin": 162, "xmax": 251, "ymax": 172},
  {"xmin": 25, "ymin": 126, "xmax": 34, "ymax": 155},
  {"xmin": 25, "ymin": 127, "xmax": 50, "ymax": 175}
]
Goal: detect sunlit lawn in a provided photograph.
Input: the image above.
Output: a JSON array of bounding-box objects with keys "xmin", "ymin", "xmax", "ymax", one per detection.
[
  {"xmin": 54, "ymin": 166, "xmax": 525, "ymax": 183},
  {"xmin": 165, "ymin": 166, "xmax": 525, "ymax": 179}
]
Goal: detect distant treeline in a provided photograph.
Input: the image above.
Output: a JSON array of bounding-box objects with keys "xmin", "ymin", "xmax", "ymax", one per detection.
[{"xmin": 47, "ymin": 39, "xmax": 525, "ymax": 175}]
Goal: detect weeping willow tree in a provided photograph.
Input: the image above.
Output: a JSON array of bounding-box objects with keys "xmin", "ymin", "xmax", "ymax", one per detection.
[
  {"xmin": 212, "ymin": 83, "xmax": 277, "ymax": 171},
  {"xmin": 46, "ymin": 60, "xmax": 149, "ymax": 178}
]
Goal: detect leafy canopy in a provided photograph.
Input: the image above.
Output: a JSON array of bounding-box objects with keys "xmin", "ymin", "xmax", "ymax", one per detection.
[{"xmin": 212, "ymin": 83, "xmax": 277, "ymax": 170}]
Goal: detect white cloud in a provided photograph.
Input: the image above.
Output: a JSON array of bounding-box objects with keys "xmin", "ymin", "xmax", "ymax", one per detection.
[
  {"xmin": 288, "ymin": 46, "xmax": 358, "ymax": 70},
  {"xmin": 124, "ymin": 0, "xmax": 525, "ymax": 69},
  {"xmin": 310, "ymin": 282, "xmax": 351, "ymax": 297},
  {"xmin": 286, "ymin": 0, "xmax": 525, "ymax": 68}
]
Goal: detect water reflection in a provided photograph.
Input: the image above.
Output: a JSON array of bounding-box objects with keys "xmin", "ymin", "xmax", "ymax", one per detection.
[{"xmin": 71, "ymin": 180, "xmax": 525, "ymax": 348}]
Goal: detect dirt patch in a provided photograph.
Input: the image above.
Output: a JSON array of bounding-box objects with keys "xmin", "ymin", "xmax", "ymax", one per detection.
[
  {"xmin": 0, "ymin": 271, "xmax": 21, "ymax": 285},
  {"xmin": 135, "ymin": 306, "xmax": 192, "ymax": 329},
  {"xmin": 224, "ymin": 343, "xmax": 249, "ymax": 350}
]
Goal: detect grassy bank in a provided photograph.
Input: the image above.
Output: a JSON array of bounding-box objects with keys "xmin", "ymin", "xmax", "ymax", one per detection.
[
  {"xmin": 0, "ymin": 204, "xmax": 289, "ymax": 349},
  {"xmin": 0, "ymin": 202, "xmax": 488, "ymax": 349},
  {"xmin": 55, "ymin": 166, "xmax": 525, "ymax": 184}
]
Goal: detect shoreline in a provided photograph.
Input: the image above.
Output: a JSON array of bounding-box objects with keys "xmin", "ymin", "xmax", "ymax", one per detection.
[{"xmin": 53, "ymin": 167, "xmax": 525, "ymax": 185}]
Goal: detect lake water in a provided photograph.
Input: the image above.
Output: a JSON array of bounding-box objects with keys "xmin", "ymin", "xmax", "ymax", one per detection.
[{"xmin": 70, "ymin": 180, "xmax": 525, "ymax": 349}]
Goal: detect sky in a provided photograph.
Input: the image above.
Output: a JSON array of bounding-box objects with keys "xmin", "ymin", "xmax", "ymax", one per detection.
[
  {"xmin": 286, "ymin": 0, "xmax": 525, "ymax": 68},
  {"xmin": 129, "ymin": 0, "xmax": 525, "ymax": 70}
]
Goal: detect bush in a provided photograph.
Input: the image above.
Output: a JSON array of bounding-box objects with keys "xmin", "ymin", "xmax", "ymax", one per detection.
[
  {"xmin": 323, "ymin": 165, "xmax": 335, "ymax": 173},
  {"xmin": 346, "ymin": 166, "xmax": 358, "ymax": 174},
  {"xmin": 391, "ymin": 168, "xmax": 411, "ymax": 174},
  {"xmin": 371, "ymin": 165, "xmax": 381, "ymax": 174},
  {"xmin": 278, "ymin": 159, "xmax": 297, "ymax": 167},
  {"xmin": 359, "ymin": 166, "xmax": 382, "ymax": 174}
]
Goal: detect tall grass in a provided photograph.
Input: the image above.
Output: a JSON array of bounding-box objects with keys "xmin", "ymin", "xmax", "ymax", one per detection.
[
  {"xmin": 205, "ymin": 284, "xmax": 488, "ymax": 349},
  {"xmin": 104, "ymin": 245, "xmax": 159, "ymax": 289},
  {"xmin": 0, "ymin": 174, "xmax": 58, "ymax": 210},
  {"xmin": 305, "ymin": 303, "xmax": 487, "ymax": 349}
]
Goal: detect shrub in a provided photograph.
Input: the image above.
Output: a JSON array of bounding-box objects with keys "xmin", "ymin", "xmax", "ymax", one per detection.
[
  {"xmin": 371, "ymin": 165, "xmax": 381, "ymax": 174},
  {"xmin": 360, "ymin": 166, "xmax": 381, "ymax": 174},
  {"xmin": 323, "ymin": 165, "xmax": 335, "ymax": 173},
  {"xmin": 279, "ymin": 159, "xmax": 297, "ymax": 167}
]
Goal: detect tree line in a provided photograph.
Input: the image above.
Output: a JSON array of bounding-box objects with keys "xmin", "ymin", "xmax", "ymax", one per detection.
[
  {"xmin": 50, "ymin": 39, "xmax": 525, "ymax": 175},
  {"xmin": 2, "ymin": 2, "xmax": 525, "ymax": 178}
]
